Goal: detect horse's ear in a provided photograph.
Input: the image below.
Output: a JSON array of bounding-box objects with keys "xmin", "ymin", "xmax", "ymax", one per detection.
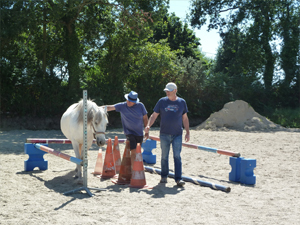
[{"xmin": 100, "ymin": 106, "xmax": 107, "ymax": 113}]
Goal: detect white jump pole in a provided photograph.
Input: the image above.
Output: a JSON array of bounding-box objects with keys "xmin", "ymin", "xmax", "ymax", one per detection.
[{"xmin": 64, "ymin": 90, "xmax": 105, "ymax": 196}]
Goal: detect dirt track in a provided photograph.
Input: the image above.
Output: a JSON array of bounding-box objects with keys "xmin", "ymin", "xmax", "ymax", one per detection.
[{"xmin": 1, "ymin": 127, "xmax": 300, "ymax": 224}]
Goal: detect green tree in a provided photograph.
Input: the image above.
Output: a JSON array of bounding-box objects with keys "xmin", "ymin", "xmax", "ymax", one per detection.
[
  {"xmin": 277, "ymin": 1, "xmax": 300, "ymax": 107},
  {"xmin": 190, "ymin": 0, "xmax": 300, "ymax": 107},
  {"xmin": 214, "ymin": 28, "xmax": 264, "ymax": 102},
  {"xmin": 176, "ymin": 56, "xmax": 209, "ymax": 117},
  {"xmin": 125, "ymin": 40, "xmax": 181, "ymax": 112},
  {"xmin": 1, "ymin": 0, "xmax": 165, "ymax": 117},
  {"xmin": 150, "ymin": 13, "xmax": 201, "ymax": 59},
  {"xmin": 190, "ymin": 0, "xmax": 276, "ymax": 92}
]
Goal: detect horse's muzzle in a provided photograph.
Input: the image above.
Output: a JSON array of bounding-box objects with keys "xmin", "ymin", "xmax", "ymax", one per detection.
[
  {"xmin": 95, "ymin": 135, "xmax": 106, "ymax": 146},
  {"xmin": 97, "ymin": 140, "xmax": 106, "ymax": 146}
]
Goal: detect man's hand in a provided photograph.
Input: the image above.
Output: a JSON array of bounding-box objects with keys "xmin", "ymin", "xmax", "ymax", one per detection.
[
  {"xmin": 144, "ymin": 132, "xmax": 149, "ymax": 141},
  {"xmin": 144, "ymin": 125, "xmax": 150, "ymax": 134},
  {"xmin": 185, "ymin": 133, "xmax": 190, "ymax": 142},
  {"xmin": 144, "ymin": 126, "xmax": 150, "ymax": 141}
]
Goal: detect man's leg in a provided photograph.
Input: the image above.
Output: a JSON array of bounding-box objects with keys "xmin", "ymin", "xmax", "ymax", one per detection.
[
  {"xmin": 130, "ymin": 149, "xmax": 136, "ymax": 170},
  {"xmin": 127, "ymin": 135, "xmax": 143, "ymax": 172},
  {"xmin": 172, "ymin": 135, "xmax": 184, "ymax": 185},
  {"xmin": 160, "ymin": 134, "xmax": 171, "ymax": 180}
]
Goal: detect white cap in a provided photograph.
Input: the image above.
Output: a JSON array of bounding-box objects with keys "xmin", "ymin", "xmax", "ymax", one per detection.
[{"xmin": 164, "ymin": 82, "xmax": 177, "ymax": 92}]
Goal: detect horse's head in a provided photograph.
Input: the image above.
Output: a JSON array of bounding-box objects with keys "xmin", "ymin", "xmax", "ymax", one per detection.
[{"xmin": 91, "ymin": 105, "xmax": 108, "ymax": 146}]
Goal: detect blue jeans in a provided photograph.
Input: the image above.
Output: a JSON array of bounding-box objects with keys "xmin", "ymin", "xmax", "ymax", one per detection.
[{"xmin": 160, "ymin": 133, "xmax": 182, "ymax": 182}]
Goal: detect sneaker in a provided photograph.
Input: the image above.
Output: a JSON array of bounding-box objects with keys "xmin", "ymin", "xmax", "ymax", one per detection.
[
  {"xmin": 160, "ymin": 177, "xmax": 168, "ymax": 183},
  {"xmin": 176, "ymin": 180, "xmax": 185, "ymax": 186}
]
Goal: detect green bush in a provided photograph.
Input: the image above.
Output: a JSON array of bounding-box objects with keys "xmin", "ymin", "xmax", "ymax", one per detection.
[{"xmin": 267, "ymin": 108, "xmax": 300, "ymax": 128}]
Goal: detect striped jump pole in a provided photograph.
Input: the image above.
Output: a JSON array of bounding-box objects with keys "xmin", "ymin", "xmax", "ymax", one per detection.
[
  {"xmin": 34, "ymin": 143, "xmax": 82, "ymax": 165},
  {"xmin": 144, "ymin": 166, "xmax": 231, "ymax": 193},
  {"xmin": 149, "ymin": 135, "xmax": 240, "ymax": 157},
  {"xmin": 26, "ymin": 138, "xmax": 127, "ymax": 144},
  {"xmin": 27, "ymin": 138, "xmax": 73, "ymax": 144}
]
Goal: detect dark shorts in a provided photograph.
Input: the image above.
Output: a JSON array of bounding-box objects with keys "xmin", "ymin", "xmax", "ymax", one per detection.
[{"xmin": 126, "ymin": 134, "xmax": 143, "ymax": 150}]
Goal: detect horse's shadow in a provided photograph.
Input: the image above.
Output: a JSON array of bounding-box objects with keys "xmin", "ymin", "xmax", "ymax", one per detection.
[
  {"xmin": 18, "ymin": 170, "xmax": 89, "ymax": 197},
  {"xmin": 44, "ymin": 171, "xmax": 82, "ymax": 194}
]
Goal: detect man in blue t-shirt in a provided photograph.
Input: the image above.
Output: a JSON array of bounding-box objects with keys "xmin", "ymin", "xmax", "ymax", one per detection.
[
  {"xmin": 144, "ymin": 82, "xmax": 190, "ymax": 186},
  {"xmin": 106, "ymin": 91, "xmax": 149, "ymax": 167}
]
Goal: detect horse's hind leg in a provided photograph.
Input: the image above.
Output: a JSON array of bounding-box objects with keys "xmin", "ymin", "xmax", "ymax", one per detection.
[
  {"xmin": 79, "ymin": 144, "xmax": 83, "ymax": 160},
  {"xmin": 72, "ymin": 142, "xmax": 83, "ymax": 184},
  {"xmin": 75, "ymin": 144, "xmax": 82, "ymax": 173}
]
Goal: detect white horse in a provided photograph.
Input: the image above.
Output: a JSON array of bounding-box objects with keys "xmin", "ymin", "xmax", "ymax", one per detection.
[{"xmin": 60, "ymin": 99, "xmax": 108, "ymax": 183}]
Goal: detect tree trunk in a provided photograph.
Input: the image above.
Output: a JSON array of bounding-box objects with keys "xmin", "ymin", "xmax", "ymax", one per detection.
[
  {"xmin": 42, "ymin": 1, "xmax": 47, "ymax": 78},
  {"xmin": 261, "ymin": 6, "xmax": 275, "ymax": 93},
  {"xmin": 280, "ymin": 4, "xmax": 299, "ymax": 89},
  {"xmin": 65, "ymin": 21, "xmax": 81, "ymax": 101},
  {"xmin": 62, "ymin": 0, "xmax": 81, "ymax": 101}
]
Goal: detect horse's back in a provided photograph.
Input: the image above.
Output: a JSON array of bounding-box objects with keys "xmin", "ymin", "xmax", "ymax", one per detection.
[{"xmin": 60, "ymin": 103, "xmax": 83, "ymax": 142}]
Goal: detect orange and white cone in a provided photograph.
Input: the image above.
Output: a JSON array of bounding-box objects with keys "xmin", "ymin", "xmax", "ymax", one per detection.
[
  {"xmin": 113, "ymin": 136, "xmax": 121, "ymax": 174},
  {"xmin": 112, "ymin": 140, "xmax": 132, "ymax": 185},
  {"xmin": 91, "ymin": 148, "xmax": 103, "ymax": 177},
  {"xmin": 100, "ymin": 138, "xmax": 117, "ymax": 179},
  {"xmin": 129, "ymin": 143, "xmax": 153, "ymax": 189}
]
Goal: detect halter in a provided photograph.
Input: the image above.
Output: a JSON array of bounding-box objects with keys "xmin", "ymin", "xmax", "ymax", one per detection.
[{"xmin": 91, "ymin": 123, "xmax": 105, "ymax": 139}]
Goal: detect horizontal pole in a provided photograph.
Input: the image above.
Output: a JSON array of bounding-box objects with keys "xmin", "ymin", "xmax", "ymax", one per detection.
[
  {"xmin": 27, "ymin": 138, "xmax": 72, "ymax": 144},
  {"xmin": 26, "ymin": 138, "xmax": 127, "ymax": 144},
  {"xmin": 149, "ymin": 135, "xmax": 240, "ymax": 157},
  {"xmin": 144, "ymin": 166, "xmax": 231, "ymax": 193},
  {"xmin": 34, "ymin": 143, "xmax": 82, "ymax": 165},
  {"xmin": 27, "ymin": 137, "xmax": 240, "ymax": 157}
]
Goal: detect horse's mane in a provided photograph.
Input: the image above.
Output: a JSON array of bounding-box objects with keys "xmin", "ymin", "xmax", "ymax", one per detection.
[{"xmin": 75, "ymin": 99, "xmax": 104, "ymax": 124}]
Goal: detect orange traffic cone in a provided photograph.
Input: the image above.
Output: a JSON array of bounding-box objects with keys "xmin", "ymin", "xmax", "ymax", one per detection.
[
  {"xmin": 100, "ymin": 138, "xmax": 117, "ymax": 179},
  {"xmin": 129, "ymin": 143, "xmax": 153, "ymax": 189},
  {"xmin": 91, "ymin": 148, "xmax": 103, "ymax": 177},
  {"xmin": 112, "ymin": 140, "xmax": 132, "ymax": 185},
  {"xmin": 113, "ymin": 136, "xmax": 121, "ymax": 174}
]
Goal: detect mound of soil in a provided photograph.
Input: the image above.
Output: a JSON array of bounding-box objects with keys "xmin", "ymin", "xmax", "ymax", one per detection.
[{"xmin": 196, "ymin": 100, "xmax": 284, "ymax": 131}]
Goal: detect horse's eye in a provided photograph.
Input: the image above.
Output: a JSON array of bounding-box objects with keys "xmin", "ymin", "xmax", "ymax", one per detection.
[{"xmin": 95, "ymin": 122, "xmax": 98, "ymax": 125}]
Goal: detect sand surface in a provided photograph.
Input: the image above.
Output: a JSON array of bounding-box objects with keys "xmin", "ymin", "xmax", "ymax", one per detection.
[
  {"xmin": 1, "ymin": 127, "xmax": 300, "ymax": 225},
  {"xmin": 1, "ymin": 100, "xmax": 300, "ymax": 224}
]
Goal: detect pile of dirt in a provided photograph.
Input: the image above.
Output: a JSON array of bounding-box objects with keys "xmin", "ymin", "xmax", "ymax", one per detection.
[{"xmin": 196, "ymin": 100, "xmax": 284, "ymax": 131}]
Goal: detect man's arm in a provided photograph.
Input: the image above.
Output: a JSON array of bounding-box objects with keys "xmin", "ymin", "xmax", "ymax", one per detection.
[
  {"xmin": 144, "ymin": 112, "xmax": 159, "ymax": 134},
  {"xmin": 106, "ymin": 105, "xmax": 116, "ymax": 112},
  {"xmin": 143, "ymin": 114, "xmax": 149, "ymax": 139},
  {"xmin": 182, "ymin": 113, "xmax": 190, "ymax": 142},
  {"xmin": 143, "ymin": 114, "xmax": 149, "ymax": 128}
]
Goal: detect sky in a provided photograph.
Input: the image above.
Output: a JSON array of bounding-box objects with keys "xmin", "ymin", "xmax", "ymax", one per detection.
[{"xmin": 168, "ymin": 0, "xmax": 221, "ymax": 58}]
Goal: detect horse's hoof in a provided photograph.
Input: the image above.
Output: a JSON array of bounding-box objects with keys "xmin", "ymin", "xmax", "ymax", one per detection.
[{"xmin": 77, "ymin": 179, "xmax": 83, "ymax": 185}]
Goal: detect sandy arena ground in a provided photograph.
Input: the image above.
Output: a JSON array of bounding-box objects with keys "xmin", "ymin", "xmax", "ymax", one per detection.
[{"xmin": 1, "ymin": 126, "xmax": 300, "ymax": 224}]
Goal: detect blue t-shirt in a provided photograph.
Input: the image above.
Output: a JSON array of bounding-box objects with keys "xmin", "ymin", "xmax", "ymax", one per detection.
[
  {"xmin": 153, "ymin": 97, "xmax": 188, "ymax": 135},
  {"xmin": 114, "ymin": 102, "xmax": 147, "ymax": 136}
]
